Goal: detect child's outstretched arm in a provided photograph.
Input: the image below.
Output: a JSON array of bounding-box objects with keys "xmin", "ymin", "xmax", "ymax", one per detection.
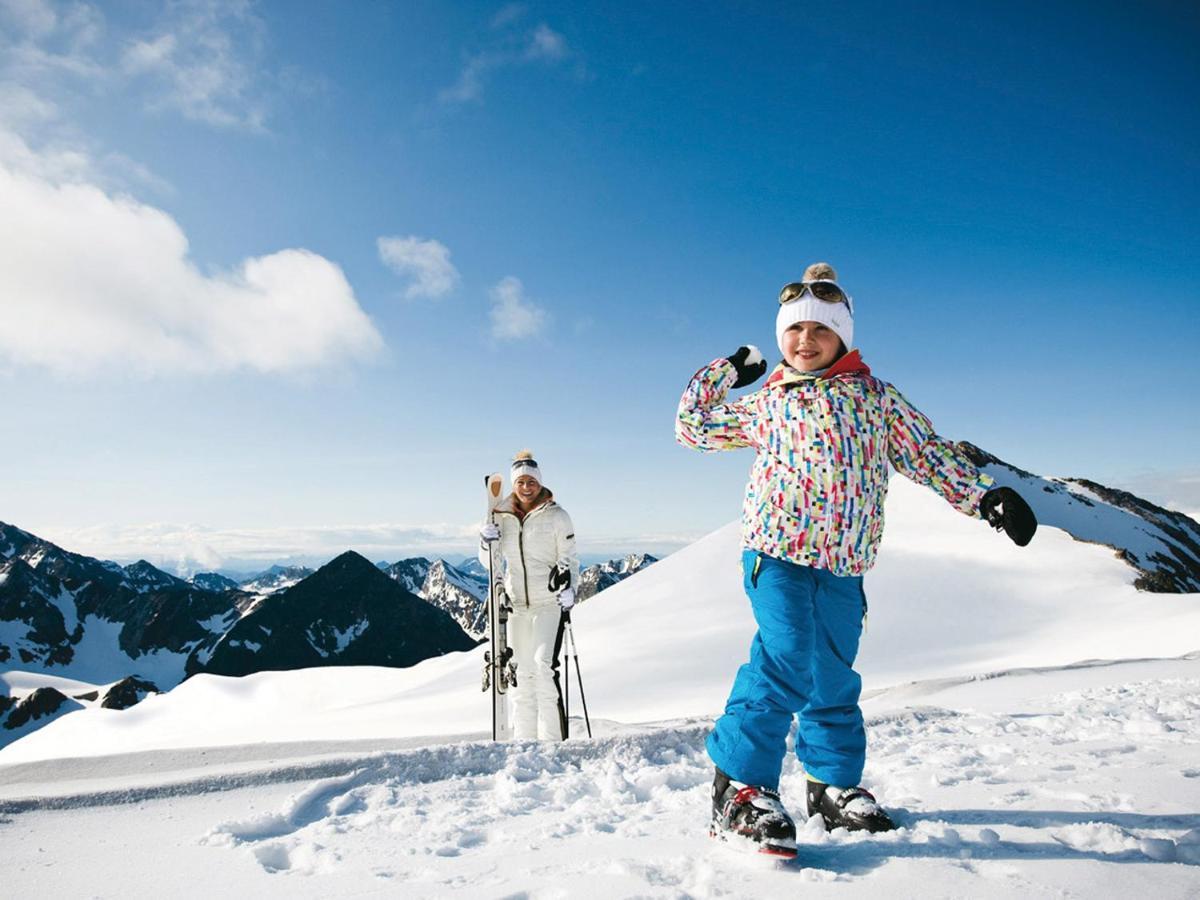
[
  {"xmin": 675, "ymin": 346, "xmax": 764, "ymax": 453},
  {"xmin": 883, "ymin": 383, "xmax": 995, "ymax": 516}
]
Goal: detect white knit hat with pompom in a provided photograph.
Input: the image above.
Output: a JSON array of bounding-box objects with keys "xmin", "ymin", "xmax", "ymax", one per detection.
[
  {"xmin": 775, "ymin": 261, "xmax": 854, "ymax": 356},
  {"xmin": 510, "ymin": 450, "xmax": 542, "ymax": 485}
]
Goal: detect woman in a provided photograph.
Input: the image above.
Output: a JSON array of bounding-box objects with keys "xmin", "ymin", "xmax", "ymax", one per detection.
[{"xmin": 479, "ymin": 450, "xmax": 579, "ymax": 740}]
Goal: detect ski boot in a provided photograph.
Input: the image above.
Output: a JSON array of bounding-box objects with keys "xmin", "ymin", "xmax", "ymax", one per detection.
[
  {"xmin": 806, "ymin": 780, "xmax": 895, "ymax": 833},
  {"xmin": 710, "ymin": 768, "xmax": 797, "ymax": 859}
]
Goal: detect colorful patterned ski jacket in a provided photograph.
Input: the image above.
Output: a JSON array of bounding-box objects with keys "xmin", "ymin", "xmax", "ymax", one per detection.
[{"xmin": 675, "ymin": 350, "xmax": 994, "ymax": 576}]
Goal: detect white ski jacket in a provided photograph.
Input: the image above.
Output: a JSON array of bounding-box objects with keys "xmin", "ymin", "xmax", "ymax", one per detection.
[{"xmin": 480, "ymin": 491, "xmax": 579, "ymax": 609}]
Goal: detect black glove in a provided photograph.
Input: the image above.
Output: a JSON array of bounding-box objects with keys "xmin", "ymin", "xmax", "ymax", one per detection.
[
  {"xmin": 726, "ymin": 345, "xmax": 767, "ymax": 388},
  {"xmin": 980, "ymin": 487, "xmax": 1037, "ymax": 547},
  {"xmin": 548, "ymin": 563, "xmax": 571, "ymax": 593}
]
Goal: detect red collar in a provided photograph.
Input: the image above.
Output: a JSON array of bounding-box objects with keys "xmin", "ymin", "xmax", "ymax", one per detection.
[{"xmin": 764, "ymin": 349, "xmax": 870, "ymax": 388}]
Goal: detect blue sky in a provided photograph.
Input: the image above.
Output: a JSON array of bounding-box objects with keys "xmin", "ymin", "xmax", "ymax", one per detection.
[{"xmin": 1, "ymin": 0, "xmax": 1196, "ymax": 572}]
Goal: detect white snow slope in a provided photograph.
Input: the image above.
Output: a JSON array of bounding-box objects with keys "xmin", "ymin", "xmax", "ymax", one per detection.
[{"xmin": 2, "ymin": 477, "xmax": 1199, "ymax": 897}]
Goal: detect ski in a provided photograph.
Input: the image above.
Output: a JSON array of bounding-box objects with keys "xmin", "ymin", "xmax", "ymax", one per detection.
[{"xmin": 482, "ymin": 473, "xmax": 516, "ymax": 741}]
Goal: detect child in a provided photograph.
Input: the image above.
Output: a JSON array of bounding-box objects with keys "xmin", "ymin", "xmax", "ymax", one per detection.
[{"xmin": 675, "ymin": 262, "xmax": 1036, "ymax": 857}]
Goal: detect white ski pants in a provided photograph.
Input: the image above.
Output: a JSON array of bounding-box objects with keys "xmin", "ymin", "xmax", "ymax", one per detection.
[{"xmin": 508, "ymin": 604, "xmax": 566, "ymax": 741}]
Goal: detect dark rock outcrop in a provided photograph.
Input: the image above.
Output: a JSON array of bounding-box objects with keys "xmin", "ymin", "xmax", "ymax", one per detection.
[
  {"xmin": 101, "ymin": 676, "xmax": 160, "ymax": 710},
  {"xmin": 4, "ymin": 687, "xmax": 69, "ymax": 730}
]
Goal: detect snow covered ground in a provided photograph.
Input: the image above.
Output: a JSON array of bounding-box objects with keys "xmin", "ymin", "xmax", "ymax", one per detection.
[
  {"xmin": 2, "ymin": 656, "xmax": 1198, "ymax": 897},
  {"xmin": 2, "ymin": 478, "xmax": 1199, "ymax": 896}
]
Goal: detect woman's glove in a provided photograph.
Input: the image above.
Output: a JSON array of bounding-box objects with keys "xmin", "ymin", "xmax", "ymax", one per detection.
[
  {"xmin": 557, "ymin": 588, "xmax": 576, "ymax": 611},
  {"xmin": 726, "ymin": 345, "xmax": 767, "ymax": 388},
  {"xmin": 980, "ymin": 487, "xmax": 1037, "ymax": 546},
  {"xmin": 548, "ymin": 563, "xmax": 571, "ymax": 593},
  {"xmin": 479, "ymin": 522, "xmax": 500, "ymax": 544}
]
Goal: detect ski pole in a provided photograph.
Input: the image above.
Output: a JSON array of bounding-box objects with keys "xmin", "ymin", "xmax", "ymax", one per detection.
[{"xmin": 563, "ymin": 612, "xmax": 592, "ymax": 738}]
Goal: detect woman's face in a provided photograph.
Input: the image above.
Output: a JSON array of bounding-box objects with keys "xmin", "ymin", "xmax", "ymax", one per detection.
[
  {"xmin": 514, "ymin": 475, "xmax": 541, "ymax": 504},
  {"xmin": 782, "ymin": 321, "xmax": 843, "ymax": 371}
]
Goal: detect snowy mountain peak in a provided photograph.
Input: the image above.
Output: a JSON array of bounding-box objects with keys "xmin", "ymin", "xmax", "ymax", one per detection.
[
  {"xmin": 428, "ymin": 558, "xmax": 486, "ymax": 595},
  {"xmin": 238, "ymin": 564, "xmax": 315, "ymax": 597},
  {"xmin": 577, "ymin": 553, "xmax": 659, "ymax": 601},
  {"xmin": 0, "ymin": 521, "xmax": 38, "ymax": 560},
  {"xmin": 190, "ymin": 572, "xmax": 239, "ymax": 593},
  {"xmin": 122, "ymin": 560, "xmax": 187, "ymax": 593},
  {"xmin": 420, "ymin": 558, "xmax": 488, "ymax": 639},
  {"xmin": 960, "ymin": 443, "xmax": 1200, "ymax": 592},
  {"xmin": 198, "ymin": 549, "xmax": 476, "ymax": 678},
  {"xmin": 0, "ymin": 522, "xmax": 76, "ymax": 576},
  {"xmin": 381, "ymin": 557, "xmax": 433, "ymax": 596}
]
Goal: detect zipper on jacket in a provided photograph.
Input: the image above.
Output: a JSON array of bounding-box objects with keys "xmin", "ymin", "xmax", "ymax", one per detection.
[
  {"xmin": 518, "ymin": 524, "xmax": 530, "ymax": 607},
  {"xmin": 507, "ymin": 500, "xmax": 551, "ymax": 608}
]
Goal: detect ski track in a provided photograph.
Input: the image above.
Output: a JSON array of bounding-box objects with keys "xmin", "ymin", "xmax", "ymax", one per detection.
[{"xmin": 177, "ymin": 676, "xmax": 1200, "ymax": 893}]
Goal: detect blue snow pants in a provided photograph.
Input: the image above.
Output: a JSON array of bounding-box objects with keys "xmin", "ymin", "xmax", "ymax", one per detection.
[{"xmin": 706, "ymin": 550, "xmax": 867, "ymax": 790}]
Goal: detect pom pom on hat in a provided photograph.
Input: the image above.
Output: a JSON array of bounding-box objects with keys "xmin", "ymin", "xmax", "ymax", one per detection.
[
  {"xmin": 511, "ymin": 449, "xmax": 543, "ymax": 484},
  {"xmin": 802, "ymin": 261, "xmax": 837, "ymax": 282},
  {"xmin": 775, "ymin": 260, "xmax": 854, "ymax": 358}
]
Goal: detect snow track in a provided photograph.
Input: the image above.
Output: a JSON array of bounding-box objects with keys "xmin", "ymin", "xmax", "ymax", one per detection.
[
  {"xmin": 0, "ymin": 719, "xmax": 707, "ymax": 812},
  {"xmin": 5, "ymin": 658, "xmax": 1197, "ymax": 897},
  {"xmin": 196, "ymin": 672, "xmax": 1200, "ymax": 886}
]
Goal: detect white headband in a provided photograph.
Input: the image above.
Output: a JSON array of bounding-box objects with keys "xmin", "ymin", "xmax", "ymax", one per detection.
[{"xmin": 511, "ymin": 458, "xmax": 542, "ymax": 484}]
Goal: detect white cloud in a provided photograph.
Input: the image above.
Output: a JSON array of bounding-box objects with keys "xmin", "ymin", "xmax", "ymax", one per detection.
[
  {"xmin": 0, "ymin": 80, "xmax": 55, "ymax": 123},
  {"xmin": 491, "ymin": 3, "xmax": 526, "ymax": 29},
  {"xmin": 0, "ymin": 0, "xmax": 60, "ymax": 38},
  {"xmin": 38, "ymin": 519, "xmax": 689, "ymax": 574},
  {"xmin": 489, "ymin": 276, "xmax": 547, "ymax": 341},
  {"xmin": 439, "ymin": 18, "xmax": 571, "ymax": 105},
  {"xmin": 377, "ymin": 235, "xmax": 460, "ymax": 300},
  {"xmin": 0, "ymin": 147, "xmax": 384, "ymax": 376},
  {"xmin": 46, "ymin": 520, "xmax": 482, "ymax": 574},
  {"xmin": 0, "ymin": 0, "xmax": 271, "ymax": 131},
  {"xmin": 119, "ymin": 0, "xmax": 268, "ymax": 130},
  {"xmin": 0, "ymin": 124, "xmax": 90, "ymax": 181},
  {"xmin": 0, "ymin": 87, "xmax": 175, "ymax": 195},
  {"xmin": 122, "ymin": 32, "xmax": 175, "ymax": 72},
  {"xmin": 0, "ymin": 0, "xmax": 105, "ymax": 81},
  {"xmin": 1113, "ymin": 470, "xmax": 1200, "ymax": 521},
  {"xmin": 0, "ymin": 4, "xmax": 376, "ymax": 378},
  {"xmin": 526, "ymin": 24, "xmax": 567, "ymax": 61},
  {"xmin": 438, "ymin": 54, "xmax": 492, "ymax": 105}
]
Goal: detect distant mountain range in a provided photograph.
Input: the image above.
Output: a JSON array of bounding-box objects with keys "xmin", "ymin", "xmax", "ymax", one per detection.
[
  {"xmin": 4, "ymin": 450, "xmax": 1195, "ymax": 749},
  {"xmin": 0, "ymin": 522, "xmax": 659, "ymax": 745},
  {"xmin": 373, "ymin": 552, "xmax": 658, "ymax": 639},
  {"xmin": 578, "ymin": 554, "xmax": 659, "ymax": 602}
]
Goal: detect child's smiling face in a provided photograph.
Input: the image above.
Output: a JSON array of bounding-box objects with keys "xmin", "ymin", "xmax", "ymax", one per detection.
[{"xmin": 782, "ymin": 321, "xmax": 843, "ymax": 371}]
